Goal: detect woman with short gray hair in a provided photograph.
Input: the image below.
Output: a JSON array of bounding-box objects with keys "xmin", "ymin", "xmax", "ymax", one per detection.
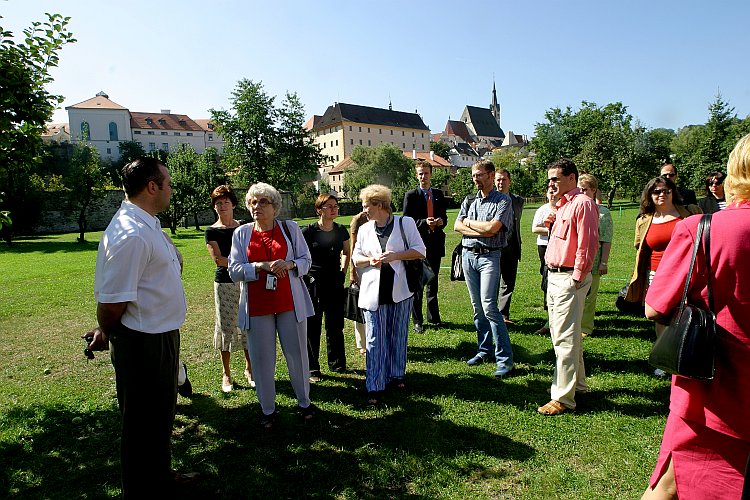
[{"xmin": 229, "ymin": 182, "xmax": 317, "ymax": 429}]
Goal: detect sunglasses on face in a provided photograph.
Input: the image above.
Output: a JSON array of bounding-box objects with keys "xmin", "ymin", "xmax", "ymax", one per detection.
[
  {"xmin": 709, "ymin": 179, "xmax": 723, "ymax": 186},
  {"xmin": 652, "ymin": 188, "xmax": 672, "ymax": 196},
  {"xmin": 548, "ymin": 177, "xmax": 561, "ymax": 183}
]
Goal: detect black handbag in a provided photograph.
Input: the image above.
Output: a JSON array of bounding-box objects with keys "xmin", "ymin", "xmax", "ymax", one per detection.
[
  {"xmin": 615, "ymin": 285, "xmax": 645, "ymax": 316},
  {"xmin": 344, "ymin": 285, "xmax": 364, "ymax": 323},
  {"xmin": 450, "ymin": 243, "xmax": 465, "ymax": 281},
  {"xmin": 398, "ymin": 217, "xmax": 435, "ymax": 293},
  {"xmin": 648, "ymin": 214, "xmax": 716, "ymax": 380}
]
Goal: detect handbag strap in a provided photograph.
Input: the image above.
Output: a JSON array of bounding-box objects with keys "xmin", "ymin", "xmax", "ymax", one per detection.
[
  {"xmin": 677, "ymin": 214, "xmax": 712, "ymax": 312},
  {"xmin": 703, "ymin": 214, "xmax": 713, "ymax": 312},
  {"xmin": 398, "ymin": 216, "xmax": 410, "ymax": 251},
  {"xmin": 278, "ymin": 219, "xmax": 298, "ymax": 260}
]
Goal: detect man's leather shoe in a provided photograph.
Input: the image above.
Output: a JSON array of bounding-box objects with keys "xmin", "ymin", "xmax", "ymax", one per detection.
[{"xmin": 466, "ymin": 354, "xmax": 486, "ymax": 366}]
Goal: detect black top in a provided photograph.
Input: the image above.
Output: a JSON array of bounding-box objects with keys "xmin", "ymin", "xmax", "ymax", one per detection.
[
  {"xmin": 678, "ymin": 186, "xmax": 698, "ymax": 206},
  {"xmin": 302, "ymin": 222, "xmax": 349, "ymax": 281},
  {"xmin": 402, "ymin": 186, "xmax": 449, "ymax": 258},
  {"xmin": 374, "ymin": 218, "xmax": 396, "ymax": 305},
  {"xmin": 205, "ymin": 225, "xmax": 240, "ymax": 283}
]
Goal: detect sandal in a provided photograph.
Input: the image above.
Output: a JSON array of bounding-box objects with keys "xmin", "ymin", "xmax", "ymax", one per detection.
[
  {"xmin": 300, "ymin": 403, "xmax": 318, "ymax": 421},
  {"xmin": 537, "ymin": 400, "xmax": 571, "ymax": 416},
  {"xmin": 260, "ymin": 411, "xmax": 277, "ymax": 429},
  {"xmin": 366, "ymin": 391, "xmax": 382, "ymax": 406}
]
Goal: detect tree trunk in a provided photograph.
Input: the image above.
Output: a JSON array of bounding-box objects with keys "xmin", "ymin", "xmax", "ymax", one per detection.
[
  {"xmin": 193, "ymin": 212, "xmax": 200, "ymax": 231},
  {"xmin": 77, "ymin": 196, "xmax": 90, "ymax": 242},
  {"xmin": 607, "ymin": 188, "xmax": 616, "ymax": 209}
]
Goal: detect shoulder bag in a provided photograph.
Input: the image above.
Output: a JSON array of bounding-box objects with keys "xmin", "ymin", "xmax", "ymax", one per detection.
[
  {"xmin": 450, "ymin": 243, "xmax": 465, "ymax": 281},
  {"xmin": 648, "ymin": 214, "xmax": 716, "ymax": 380},
  {"xmin": 398, "ymin": 216, "xmax": 435, "ymax": 293}
]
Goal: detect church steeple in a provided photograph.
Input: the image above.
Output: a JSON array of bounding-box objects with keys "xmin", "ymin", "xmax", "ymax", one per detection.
[{"xmin": 490, "ymin": 80, "xmax": 501, "ymax": 128}]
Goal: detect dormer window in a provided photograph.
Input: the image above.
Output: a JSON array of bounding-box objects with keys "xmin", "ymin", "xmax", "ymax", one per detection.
[
  {"xmin": 208, "ymin": 123, "xmax": 214, "ymax": 130},
  {"xmin": 178, "ymin": 120, "xmax": 186, "ymax": 126},
  {"xmin": 145, "ymin": 118, "xmax": 153, "ymax": 125},
  {"xmin": 158, "ymin": 119, "xmax": 166, "ymax": 125}
]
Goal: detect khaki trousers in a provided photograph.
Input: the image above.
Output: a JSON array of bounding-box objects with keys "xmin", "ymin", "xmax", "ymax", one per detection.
[{"xmin": 547, "ymin": 271, "xmax": 591, "ymax": 409}]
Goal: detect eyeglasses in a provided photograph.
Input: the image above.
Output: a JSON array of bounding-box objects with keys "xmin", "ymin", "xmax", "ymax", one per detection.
[
  {"xmin": 708, "ymin": 179, "xmax": 723, "ymax": 186},
  {"xmin": 661, "ymin": 173, "xmax": 676, "ymax": 178},
  {"xmin": 652, "ymin": 188, "xmax": 672, "ymax": 196},
  {"xmin": 321, "ymin": 204, "xmax": 339, "ymax": 210},
  {"xmin": 249, "ymin": 198, "xmax": 272, "ymax": 207},
  {"xmin": 471, "ymin": 172, "xmax": 487, "ymax": 179}
]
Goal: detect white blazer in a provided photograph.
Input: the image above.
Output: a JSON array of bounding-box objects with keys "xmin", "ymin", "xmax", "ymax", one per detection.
[
  {"xmin": 353, "ymin": 215, "xmax": 426, "ymax": 311},
  {"xmin": 228, "ymin": 220, "xmax": 315, "ymax": 329}
]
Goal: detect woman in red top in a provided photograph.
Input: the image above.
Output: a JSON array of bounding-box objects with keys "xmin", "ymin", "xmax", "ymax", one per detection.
[
  {"xmin": 228, "ymin": 183, "xmax": 316, "ymax": 429},
  {"xmin": 641, "ymin": 134, "xmax": 750, "ymax": 498}
]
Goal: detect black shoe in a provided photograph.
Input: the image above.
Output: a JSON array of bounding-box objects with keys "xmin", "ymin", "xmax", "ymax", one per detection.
[
  {"xmin": 260, "ymin": 411, "xmax": 277, "ymax": 429},
  {"xmin": 177, "ymin": 362, "xmax": 193, "ymax": 398},
  {"xmin": 300, "ymin": 403, "xmax": 318, "ymax": 421}
]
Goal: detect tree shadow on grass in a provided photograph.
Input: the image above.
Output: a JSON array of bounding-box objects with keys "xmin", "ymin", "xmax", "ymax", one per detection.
[
  {"xmin": 1, "ymin": 385, "xmax": 537, "ymax": 499},
  {"xmin": 1, "ymin": 238, "xmax": 99, "ymax": 254}
]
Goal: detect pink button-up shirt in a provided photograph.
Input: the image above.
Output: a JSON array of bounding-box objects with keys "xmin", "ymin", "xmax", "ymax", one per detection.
[{"xmin": 544, "ymin": 187, "xmax": 599, "ymax": 281}]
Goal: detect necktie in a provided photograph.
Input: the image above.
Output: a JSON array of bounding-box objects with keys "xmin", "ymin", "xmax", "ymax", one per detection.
[{"xmin": 426, "ymin": 190, "xmax": 434, "ymax": 219}]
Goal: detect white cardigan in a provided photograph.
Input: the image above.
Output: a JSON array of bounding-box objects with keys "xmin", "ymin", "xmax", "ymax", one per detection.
[
  {"xmin": 228, "ymin": 220, "xmax": 315, "ymax": 329},
  {"xmin": 353, "ymin": 215, "xmax": 426, "ymax": 311}
]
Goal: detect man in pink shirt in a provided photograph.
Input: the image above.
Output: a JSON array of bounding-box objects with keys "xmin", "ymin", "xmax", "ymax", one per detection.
[{"xmin": 538, "ymin": 158, "xmax": 599, "ymax": 416}]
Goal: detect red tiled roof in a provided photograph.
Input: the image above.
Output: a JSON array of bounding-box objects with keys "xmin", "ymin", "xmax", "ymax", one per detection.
[
  {"xmin": 304, "ymin": 115, "xmax": 322, "ymax": 131},
  {"xmin": 402, "ymin": 151, "xmax": 450, "ymax": 167},
  {"xmin": 193, "ymin": 119, "xmax": 217, "ymax": 132},
  {"xmin": 444, "ymin": 120, "xmax": 472, "ymax": 143},
  {"xmin": 329, "ymin": 157, "xmax": 355, "ymax": 174},
  {"xmin": 130, "ymin": 112, "xmax": 203, "ymax": 131}
]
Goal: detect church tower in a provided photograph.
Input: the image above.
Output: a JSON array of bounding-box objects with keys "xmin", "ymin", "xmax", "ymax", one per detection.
[{"xmin": 490, "ymin": 81, "xmax": 501, "ymax": 128}]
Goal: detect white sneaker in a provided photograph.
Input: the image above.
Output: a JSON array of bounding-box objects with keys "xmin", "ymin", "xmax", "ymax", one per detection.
[{"xmin": 221, "ymin": 374, "xmax": 233, "ymax": 393}]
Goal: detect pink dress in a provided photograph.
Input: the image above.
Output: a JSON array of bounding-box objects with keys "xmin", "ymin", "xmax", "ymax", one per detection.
[{"xmin": 645, "ymin": 204, "xmax": 750, "ymax": 499}]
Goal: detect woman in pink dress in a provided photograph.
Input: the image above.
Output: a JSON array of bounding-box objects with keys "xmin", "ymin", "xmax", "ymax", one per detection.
[{"xmin": 642, "ymin": 133, "xmax": 750, "ymax": 499}]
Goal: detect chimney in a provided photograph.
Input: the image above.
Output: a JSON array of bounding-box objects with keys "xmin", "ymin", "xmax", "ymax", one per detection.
[
  {"xmin": 412, "ymin": 149, "xmax": 417, "ymax": 159},
  {"xmin": 160, "ymin": 109, "xmax": 171, "ymax": 114},
  {"xmin": 430, "ymin": 150, "xmax": 435, "ymax": 161}
]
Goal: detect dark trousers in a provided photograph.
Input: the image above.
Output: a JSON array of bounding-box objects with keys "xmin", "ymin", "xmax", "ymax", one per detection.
[
  {"xmin": 411, "ymin": 252, "xmax": 442, "ymax": 325},
  {"xmin": 307, "ymin": 280, "xmax": 346, "ymax": 373},
  {"xmin": 538, "ymin": 244, "xmax": 549, "ymax": 309},
  {"xmin": 498, "ymin": 248, "xmax": 519, "ymax": 318},
  {"xmin": 109, "ymin": 324, "xmax": 179, "ymax": 499}
]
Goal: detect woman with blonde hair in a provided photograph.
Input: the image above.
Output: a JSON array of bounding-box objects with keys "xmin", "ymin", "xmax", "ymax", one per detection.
[
  {"xmin": 352, "ymin": 184, "xmax": 426, "ymax": 405},
  {"xmin": 577, "ymin": 174, "xmax": 613, "ymax": 337},
  {"xmin": 642, "ymin": 133, "xmax": 750, "ymax": 499}
]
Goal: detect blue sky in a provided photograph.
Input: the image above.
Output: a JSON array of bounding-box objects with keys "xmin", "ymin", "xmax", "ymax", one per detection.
[{"xmin": 4, "ymin": 0, "xmax": 749, "ymax": 137}]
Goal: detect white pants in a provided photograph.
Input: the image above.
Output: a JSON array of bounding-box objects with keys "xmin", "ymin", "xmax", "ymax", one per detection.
[
  {"xmin": 246, "ymin": 310, "xmax": 311, "ymax": 416},
  {"xmin": 547, "ymin": 271, "xmax": 592, "ymax": 409}
]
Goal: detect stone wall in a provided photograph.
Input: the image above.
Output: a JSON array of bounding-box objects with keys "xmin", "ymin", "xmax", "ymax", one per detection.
[{"xmin": 34, "ymin": 189, "xmax": 296, "ymax": 234}]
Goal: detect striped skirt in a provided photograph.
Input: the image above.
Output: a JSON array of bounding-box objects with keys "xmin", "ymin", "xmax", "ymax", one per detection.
[{"xmin": 363, "ymin": 296, "xmax": 413, "ymax": 392}]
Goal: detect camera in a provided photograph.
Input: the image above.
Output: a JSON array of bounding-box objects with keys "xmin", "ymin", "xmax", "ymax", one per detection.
[{"xmin": 83, "ymin": 334, "xmax": 95, "ymax": 360}]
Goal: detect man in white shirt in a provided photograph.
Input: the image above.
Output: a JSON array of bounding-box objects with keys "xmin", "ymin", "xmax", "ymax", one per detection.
[{"xmin": 86, "ymin": 157, "xmax": 194, "ymax": 497}]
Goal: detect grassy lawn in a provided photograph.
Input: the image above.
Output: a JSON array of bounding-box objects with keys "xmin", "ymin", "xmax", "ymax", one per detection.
[{"xmin": 0, "ymin": 204, "xmax": 668, "ymax": 499}]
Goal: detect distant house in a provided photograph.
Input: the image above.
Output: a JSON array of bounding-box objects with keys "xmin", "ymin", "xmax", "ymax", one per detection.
[
  {"xmin": 309, "ymin": 102, "xmax": 430, "ymax": 193},
  {"xmin": 41, "ymin": 123, "xmax": 70, "ymax": 144},
  {"xmin": 194, "ymin": 119, "xmax": 225, "ymax": 152},
  {"xmin": 63, "ymin": 91, "xmax": 220, "ymax": 160}
]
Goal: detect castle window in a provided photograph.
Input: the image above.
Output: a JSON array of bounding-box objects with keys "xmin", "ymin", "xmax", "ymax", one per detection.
[{"xmin": 108, "ymin": 122, "xmax": 118, "ymax": 141}]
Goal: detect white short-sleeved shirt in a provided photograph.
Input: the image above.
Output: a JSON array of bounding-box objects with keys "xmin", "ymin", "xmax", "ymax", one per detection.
[
  {"xmin": 95, "ymin": 200, "xmax": 186, "ymax": 333},
  {"xmin": 532, "ymin": 203, "xmax": 555, "ymax": 246}
]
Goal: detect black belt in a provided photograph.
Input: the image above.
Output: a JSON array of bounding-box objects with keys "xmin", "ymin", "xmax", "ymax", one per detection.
[
  {"xmin": 547, "ymin": 266, "xmax": 574, "ymax": 273},
  {"xmin": 464, "ymin": 246, "xmax": 499, "ymax": 255}
]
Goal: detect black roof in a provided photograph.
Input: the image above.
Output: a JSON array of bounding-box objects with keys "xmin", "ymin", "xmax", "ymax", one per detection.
[
  {"xmin": 464, "ymin": 105, "xmax": 505, "ymax": 139},
  {"xmin": 313, "ymin": 102, "xmax": 429, "ymax": 131},
  {"xmin": 453, "ymin": 143, "xmax": 478, "ymax": 156}
]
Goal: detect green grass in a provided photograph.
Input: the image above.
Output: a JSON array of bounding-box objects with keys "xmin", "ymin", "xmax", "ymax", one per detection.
[{"xmin": 0, "ymin": 205, "xmax": 666, "ymax": 499}]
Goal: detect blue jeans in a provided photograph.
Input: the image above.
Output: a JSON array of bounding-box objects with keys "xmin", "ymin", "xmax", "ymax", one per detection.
[{"xmin": 462, "ymin": 249, "xmax": 513, "ymax": 369}]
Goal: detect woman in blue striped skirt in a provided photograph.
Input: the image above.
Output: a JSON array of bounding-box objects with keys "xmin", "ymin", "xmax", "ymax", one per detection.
[{"xmin": 352, "ymin": 185, "xmax": 426, "ymax": 405}]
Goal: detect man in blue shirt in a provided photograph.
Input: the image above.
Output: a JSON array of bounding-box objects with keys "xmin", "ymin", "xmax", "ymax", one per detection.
[{"xmin": 454, "ymin": 160, "xmax": 514, "ymax": 377}]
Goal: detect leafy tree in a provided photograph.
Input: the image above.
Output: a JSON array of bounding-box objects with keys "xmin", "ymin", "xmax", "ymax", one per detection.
[
  {"xmin": 695, "ymin": 93, "xmax": 736, "ymax": 185},
  {"xmin": 0, "ymin": 13, "xmax": 75, "ymax": 239},
  {"xmin": 66, "ymin": 143, "xmax": 111, "ymax": 242},
  {"xmin": 430, "ymin": 167, "xmax": 450, "ymax": 191},
  {"xmin": 447, "ymin": 167, "xmax": 475, "ymax": 201},
  {"xmin": 490, "ymin": 147, "xmax": 534, "ymax": 196},
  {"xmin": 342, "ymin": 144, "xmax": 414, "ymax": 210},
  {"xmin": 430, "ymin": 140, "xmax": 451, "ymax": 161},
  {"xmin": 210, "ymin": 79, "xmax": 277, "ymax": 186},
  {"xmin": 273, "ymin": 92, "xmax": 326, "ymax": 215}
]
